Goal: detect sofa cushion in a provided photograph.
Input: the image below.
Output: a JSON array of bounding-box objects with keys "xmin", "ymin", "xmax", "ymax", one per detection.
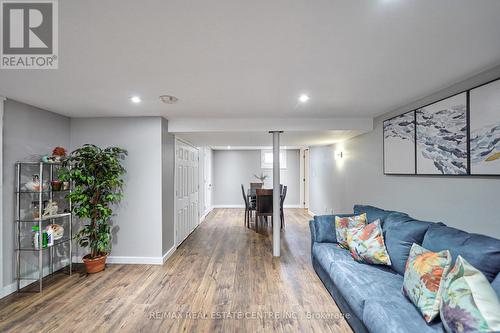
[
  {"xmin": 312, "ymin": 242, "xmax": 353, "ymax": 273},
  {"xmin": 403, "ymin": 244, "xmax": 452, "ymax": 323},
  {"xmin": 335, "ymin": 213, "xmax": 367, "ymax": 248},
  {"xmin": 440, "ymin": 256, "xmax": 500, "ymax": 333},
  {"xmin": 383, "ymin": 212, "xmax": 437, "ymax": 275},
  {"xmin": 346, "ymin": 219, "xmax": 391, "ymax": 265},
  {"xmin": 422, "ymin": 224, "xmax": 500, "ymax": 282},
  {"xmin": 353, "ymin": 204, "xmax": 404, "ymax": 224},
  {"xmin": 313, "ymin": 214, "xmax": 355, "ymax": 243},
  {"xmin": 327, "ymin": 254, "xmax": 403, "ymax": 319},
  {"xmin": 493, "ymin": 274, "xmax": 500, "ymax": 298},
  {"xmin": 362, "ymin": 298, "xmax": 445, "ymax": 333}
]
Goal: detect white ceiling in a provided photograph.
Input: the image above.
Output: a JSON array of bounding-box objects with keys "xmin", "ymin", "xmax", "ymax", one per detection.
[{"xmin": 1, "ymin": 0, "xmax": 500, "ymax": 121}]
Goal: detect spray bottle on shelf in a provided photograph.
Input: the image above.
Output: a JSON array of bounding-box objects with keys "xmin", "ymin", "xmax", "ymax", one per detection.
[{"xmin": 32, "ymin": 226, "xmax": 49, "ymax": 249}]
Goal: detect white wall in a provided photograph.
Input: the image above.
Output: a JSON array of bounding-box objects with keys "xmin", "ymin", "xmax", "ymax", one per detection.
[
  {"xmin": 310, "ymin": 66, "xmax": 500, "ymax": 239},
  {"xmin": 70, "ymin": 117, "xmax": 165, "ymax": 261},
  {"xmin": 2, "ymin": 100, "xmax": 71, "ymax": 296},
  {"xmin": 213, "ymin": 149, "xmax": 301, "ymax": 207}
]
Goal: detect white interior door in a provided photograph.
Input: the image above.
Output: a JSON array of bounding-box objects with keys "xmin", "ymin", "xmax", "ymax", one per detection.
[
  {"xmin": 204, "ymin": 147, "xmax": 212, "ymax": 213},
  {"xmin": 175, "ymin": 139, "xmax": 199, "ymax": 246}
]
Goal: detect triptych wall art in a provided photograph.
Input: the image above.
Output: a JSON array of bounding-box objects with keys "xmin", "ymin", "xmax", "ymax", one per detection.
[{"xmin": 384, "ymin": 78, "xmax": 500, "ymax": 176}]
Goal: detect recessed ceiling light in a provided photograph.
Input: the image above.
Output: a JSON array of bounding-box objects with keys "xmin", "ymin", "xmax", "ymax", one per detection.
[
  {"xmin": 130, "ymin": 96, "xmax": 141, "ymax": 103},
  {"xmin": 227, "ymin": 146, "xmax": 231, "ymax": 149},
  {"xmin": 299, "ymin": 94, "xmax": 310, "ymax": 103},
  {"xmin": 159, "ymin": 95, "xmax": 179, "ymax": 104}
]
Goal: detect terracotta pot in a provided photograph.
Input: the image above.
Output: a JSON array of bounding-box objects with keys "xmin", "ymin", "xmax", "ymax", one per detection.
[
  {"xmin": 51, "ymin": 180, "xmax": 62, "ymax": 191},
  {"xmin": 82, "ymin": 253, "xmax": 107, "ymax": 274}
]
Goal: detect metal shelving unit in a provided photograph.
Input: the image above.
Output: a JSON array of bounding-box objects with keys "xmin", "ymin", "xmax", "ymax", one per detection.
[{"xmin": 15, "ymin": 162, "xmax": 73, "ymax": 292}]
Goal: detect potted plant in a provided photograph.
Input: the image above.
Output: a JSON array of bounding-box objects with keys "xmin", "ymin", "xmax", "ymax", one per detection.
[
  {"xmin": 51, "ymin": 168, "xmax": 64, "ymax": 191},
  {"xmin": 253, "ymin": 172, "xmax": 268, "ymax": 183},
  {"xmin": 60, "ymin": 144, "xmax": 127, "ymax": 273}
]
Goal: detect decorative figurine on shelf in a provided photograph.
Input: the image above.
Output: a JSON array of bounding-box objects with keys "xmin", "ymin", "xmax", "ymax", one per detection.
[
  {"xmin": 41, "ymin": 146, "xmax": 68, "ymax": 163},
  {"xmin": 42, "ymin": 200, "xmax": 58, "ymax": 217},
  {"xmin": 32, "ymin": 201, "xmax": 41, "ymax": 219},
  {"xmin": 25, "ymin": 175, "xmax": 40, "ymax": 191},
  {"xmin": 62, "ymin": 181, "xmax": 70, "ymax": 190},
  {"xmin": 52, "ymin": 146, "xmax": 67, "ymax": 157},
  {"xmin": 41, "ymin": 155, "xmax": 58, "ymax": 163},
  {"xmin": 24, "ymin": 175, "xmax": 49, "ymax": 191},
  {"xmin": 47, "ymin": 224, "xmax": 64, "ymax": 240}
]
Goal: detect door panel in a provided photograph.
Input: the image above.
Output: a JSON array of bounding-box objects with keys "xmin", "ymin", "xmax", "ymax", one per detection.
[{"xmin": 175, "ymin": 139, "xmax": 199, "ymax": 245}]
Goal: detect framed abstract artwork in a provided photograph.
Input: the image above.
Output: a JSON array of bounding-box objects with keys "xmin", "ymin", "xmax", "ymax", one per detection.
[
  {"xmin": 416, "ymin": 92, "xmax": 468, "ymax": 175},
  {"xmin": 383, "ymin": 111, "xmax": 416, "ymax": 175},
  {"xmin": 470, "ymin": 79, "xmax": 500, "ymax": 175}
]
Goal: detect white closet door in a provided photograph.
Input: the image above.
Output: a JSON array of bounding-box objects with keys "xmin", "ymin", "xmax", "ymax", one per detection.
[{"xmin": 175, "ymin": 139, "xmax": 199, "ymax": 245}]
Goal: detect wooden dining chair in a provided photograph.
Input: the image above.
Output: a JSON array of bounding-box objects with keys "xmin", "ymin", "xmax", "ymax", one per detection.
[
  {"xmin": 249, "ymin": 182, "xmax": 262, "ymax": 207},
  {"xmin": 241, "ymin": 184, "xmax": 254, "ymax": 228},
  {"xmin": 255, "ymin": 188, "xmax": 273, "ymax": 231},
  {"xmin": 280, "ymin": 185, "xmax": 287, "ymax": 229}
]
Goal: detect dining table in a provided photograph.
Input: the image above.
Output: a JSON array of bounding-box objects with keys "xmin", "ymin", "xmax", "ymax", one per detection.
[{"xmin": 247, "ymin": 188, "xmax": 283, "ymax": 202}]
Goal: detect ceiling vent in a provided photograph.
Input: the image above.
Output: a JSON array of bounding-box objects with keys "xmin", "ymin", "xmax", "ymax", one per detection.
[{"xmin": 159, "ymin": 95, "xmax": 179, "ymax": 104}]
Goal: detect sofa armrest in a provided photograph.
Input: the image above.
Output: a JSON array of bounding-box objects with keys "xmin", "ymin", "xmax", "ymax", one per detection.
[
  {"xmin": 311, "ymin": 214, "xmax": 354, "ymax": 243},
  {"xmin": 309, "ymin": 220, "xmax": 317, "ymax": 244}
]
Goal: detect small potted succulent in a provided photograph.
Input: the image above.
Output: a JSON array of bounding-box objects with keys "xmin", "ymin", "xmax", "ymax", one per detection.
[{"xmin": 60, "ymin": 144, "xmax": 127, "ymax": 274}]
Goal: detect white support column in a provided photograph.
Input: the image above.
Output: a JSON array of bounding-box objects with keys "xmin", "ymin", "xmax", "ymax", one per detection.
[
  {"xmin": 0, "ymin": 96, "xmax": 4, "ymax": 291},
  {"xmin": 271, "ymin": 131, "xmax": 282, "ymax": 257}
]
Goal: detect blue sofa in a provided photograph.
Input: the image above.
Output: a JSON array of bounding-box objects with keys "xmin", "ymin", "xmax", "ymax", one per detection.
[{"xmin": 309, "ymin": 205, "xmax": 500, "ymax": 333}]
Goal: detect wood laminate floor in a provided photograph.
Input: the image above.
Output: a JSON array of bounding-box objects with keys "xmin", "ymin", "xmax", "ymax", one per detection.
[{"xmin": 0, "ymin": 209, "xmax": 352, "ymax": 333}]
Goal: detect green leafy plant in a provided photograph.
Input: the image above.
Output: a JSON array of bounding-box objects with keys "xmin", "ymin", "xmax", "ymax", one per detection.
[
  {"xmin": 60, "ymin": 144, "xmax": 127, "ymax": 259},
  {"xmin": 253, "ymin": 172, "xmax": 268, "ymax": 182}
]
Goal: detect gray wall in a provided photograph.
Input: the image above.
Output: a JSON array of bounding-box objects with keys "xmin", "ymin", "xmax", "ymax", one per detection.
[
  {"xmin": 309, "ymin": 146, "xmax": 344, "ymax": 215},
  {"xmin": 213, "ymin": 149, "xmax": 300, "ymax": 206},
  {"xmin": 2, "ymin": 100, "xmax": 71, "ymax": 290},
  {"xmin": 161, "ymin": 119, "xmax": 176, "ymax": 255},
  {"xmin": 70, "ymin": 117, "xmax": 164, "ymax": 259},
  {"xmin": 310, "ymin": 65, "xmax": 500, "ymax": 239}
]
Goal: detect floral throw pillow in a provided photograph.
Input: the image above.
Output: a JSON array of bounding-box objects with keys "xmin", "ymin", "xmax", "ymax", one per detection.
[
  {"xmin": 440, "ymin": 256, "xmax": 500, "ymax": 333},
  {"xmin": 402, "ymin": 243, "xmax": 451, "ymax": 323},
  {"xmin": 346, "ymin": 219, "xmax": 391, "ymax": 265},
  {"xmin": 335, "ymin": 213, "xmax": 367, "ymax": 249}
]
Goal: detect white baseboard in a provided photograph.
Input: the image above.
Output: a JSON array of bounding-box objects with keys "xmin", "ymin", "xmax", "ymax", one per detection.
[
  {"xmin": 307, "ymin": 209, "xmax": 316, "ymax": 217},
  {"xmin": 72, "ymin": 253, "xmax": 174, "ymax": 265},
  {"xmin": 199, "ymin": 207, "xmax": 213, "ymax": 222},
  {"xmin": 284, "ymin": 204, "xmax": 302, "ymax": 208},
  {"xmin": 106, "ymin": 256, "xmax": 164, "ymax": 265},
  {"xmin": 162, "ymin": 245, "xmax": 176, "ymax": 264}
]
